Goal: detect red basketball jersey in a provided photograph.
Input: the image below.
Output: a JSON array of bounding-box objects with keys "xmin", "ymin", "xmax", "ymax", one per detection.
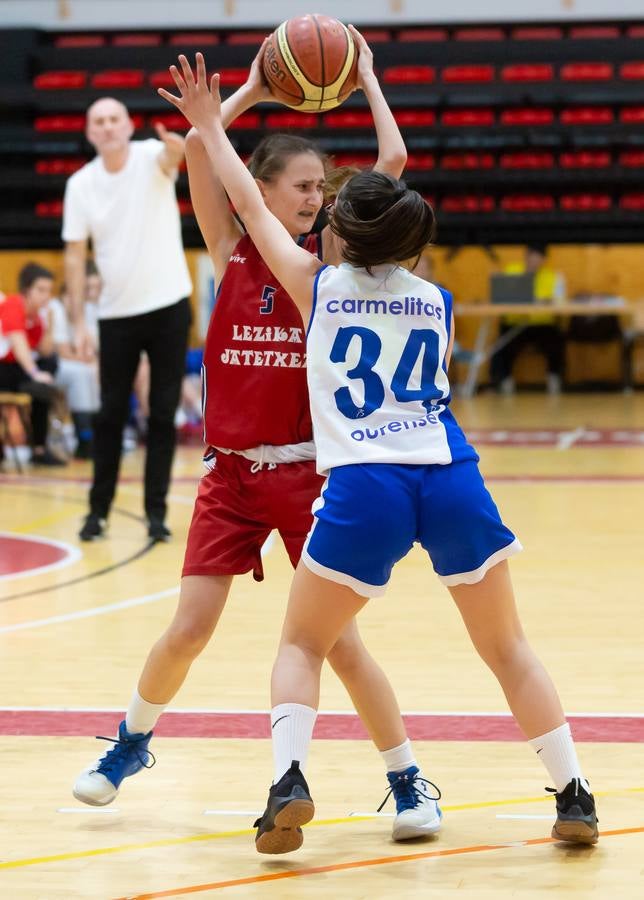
[{"xmin": 202, "ymin": 232, "xmax": 321, "ymax": 449}]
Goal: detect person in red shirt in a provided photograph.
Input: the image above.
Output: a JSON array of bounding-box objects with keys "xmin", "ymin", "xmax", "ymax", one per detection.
[
  {"xmin": 72, "ymin": 34, "xmax": 442, "ymax": 843},
  {"xmin": 0, "ymin": 262, "xmax": 66, "ymax": 466}
]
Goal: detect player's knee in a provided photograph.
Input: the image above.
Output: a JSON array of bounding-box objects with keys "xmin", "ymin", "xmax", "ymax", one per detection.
[{"xmin": 163, "ymin": 616, "xmax": 213, "ymax": 659}]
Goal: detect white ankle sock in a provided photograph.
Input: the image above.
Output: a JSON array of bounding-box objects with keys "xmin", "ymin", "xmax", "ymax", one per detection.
[
  {"xmin": 271, "ymin": 703, "xmax": 317, "ymax": 782},
  {"xmin": 380, "ymin": 739, "xmax": 418, "ymax": 774},
  {"xmin": 125, "ymin": 690, "xmax": 167, "ymax": 735},
  {"xmin": 528, "ymin": 722, "xmax": 588, "ymax": 793}
]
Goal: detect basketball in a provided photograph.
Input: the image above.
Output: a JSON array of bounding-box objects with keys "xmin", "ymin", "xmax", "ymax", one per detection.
[{"xmin": 262, "ymin": 14, "xmax": 358, "ymax": 112}]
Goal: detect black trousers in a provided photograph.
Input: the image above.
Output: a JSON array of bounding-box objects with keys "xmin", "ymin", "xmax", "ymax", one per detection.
[
  {"xmin": 0, "ymin": 357, "xmax": 59, "ymax": 446},
  {"xmin": 89, "ymin": 297, "xmax": 190, "ymax": 521},
  {"xmin": 491, "ymin": 323, "xmax": 565, "ymax": 383}
]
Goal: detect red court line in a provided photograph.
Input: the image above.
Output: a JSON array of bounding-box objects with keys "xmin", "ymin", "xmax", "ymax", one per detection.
[
  {"xmin": 1, "ymin": 710, "xmax": 643, "ymax": 742},
  {"xmin": 115, "ymin": 827, "xmax": 644, "ymax": 899}
]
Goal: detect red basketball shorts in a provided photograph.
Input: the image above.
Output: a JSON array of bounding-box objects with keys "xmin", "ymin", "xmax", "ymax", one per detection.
[{"xmin": 182, "ymin": 452, "xmax": 325, "ymax": 581}]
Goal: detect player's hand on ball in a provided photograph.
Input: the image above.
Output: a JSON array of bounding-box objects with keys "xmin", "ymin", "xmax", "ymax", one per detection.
[
  {"xmin": 158, "ymin": 53, "xmax": 222, "ymax": 131},
  {"xmin": 348, "ymin": 25, "xmax": 375, "ymax": 91},
  {"xmin": 246, "ymin": 38, "xmax": 273, "ymax": 103}
]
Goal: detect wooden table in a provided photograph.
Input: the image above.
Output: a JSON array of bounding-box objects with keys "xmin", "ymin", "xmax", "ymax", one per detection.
[{"xmin": 453, "ymin": 301, "xmax": 632, "ymax": 397}]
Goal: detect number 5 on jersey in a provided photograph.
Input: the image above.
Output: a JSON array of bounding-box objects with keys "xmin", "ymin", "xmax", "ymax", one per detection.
[{"xmin": 259, "ymin": 285, "xmax": 276, "ymax": 315}]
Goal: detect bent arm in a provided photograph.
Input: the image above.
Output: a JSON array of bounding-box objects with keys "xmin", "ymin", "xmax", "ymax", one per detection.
[{"xmin": 8, "ymin": 331, "xmax": 39, "ymax": 377}]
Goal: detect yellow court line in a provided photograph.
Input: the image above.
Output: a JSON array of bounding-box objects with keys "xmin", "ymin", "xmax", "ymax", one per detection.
[
  {"xmin": 1, "ymin": 786, "xmax": 641, "ymax": 871},
  {"xmin": 12, "ymin": 511, "xmax": 80, "ymax": 534},
  {"xmin": 116, "ymin": 827, "xmax": 644, "ymax": 900}
]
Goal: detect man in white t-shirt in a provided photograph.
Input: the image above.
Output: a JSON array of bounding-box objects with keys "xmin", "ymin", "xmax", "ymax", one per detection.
[{"xmin": 62, "ymin": 97, "xmax": 192, "ymax": 542}]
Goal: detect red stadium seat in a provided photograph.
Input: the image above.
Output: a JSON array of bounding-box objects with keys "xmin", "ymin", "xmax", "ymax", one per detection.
[
  {"xmin": 226, "ymin": 32, "xmax": 265, "ymax": 45},
  {"xmin": 383, "ymin": 65, "xmax": 435, "ymax": 84},
  {"xmin": 331, "ymin": 153, "xmax": 378, "ymax": 167},
  {"xmin": 35, "ymin": 158, "xmax": 86, "ymax": 175},
  {"xmin": 620, "ymin": 62, "xmax": 644, "ymax": 79},
  {"xmin": 359, "ymin": 30, "xmax": 392, "ymax": 42},
  {"xmin": 34, "ymin": 115, "xmax": 86, "ymax": 132},
  {"xmin": 560, "ymin": 107, "xmax": 614, "ymax": 124},
  {"xmin": 560, "ymin": 62, "xmax": 613, "ymax": 81},
  {"xmin": 627, "ymin": 26, "xmax": 644, "ymax": 38},
  {"xmin": 441, "ymin": 152, "xmax": 495, "ymax": 170},
  {"xmin": 441, "ymin": 109, "xmax": 495, "ymax": 127},
  {"xmin": 569, "ymin": 26, "xmax": 620, "ymax": 39},
  {"xmin": 619, "ymin": 150, "xmax": 644, "ymax": 167},
  {"xmin": 406, "ymin": 153, "xmax": 435, "ymax": 170},
  {"xmin": 501, "ymin": 108, "xmax": 554, "ymax": 126},
  {"xmin": 441, "ymin": 195, "xmax": 495, "ymax": 213},
  {"xmin": 393, "ymin": 110, "xmax": 435, "ymax": 127},
  {"xmin": 112, "ymin": 34, "xmax": 162, "ymax": 46},
  {"xmin": 559, "ymin": 150, "xmax": 611, "ymax": 168},
  {"xmin": 511, "ymin": 27, "xmax": 563, "ymax": 40},
  {"xmin": 149, "ymin": 71, "xmax": 176, "ymax": 88},
  {"xmin": 264, "ymin": 112, "xmax": 318, "ymax": 129},
  {"xmin": 560, "ymin": 194, "xmax": 612, "ymax": 211},
  {"xmin": 620, "ymin": 192, "xmax": 644, "ymax": 210},
  {"xmin": 169, "ymin": 33, "xmax": 220, "ymax": 45},
  {"xmin": 324, "ymin": 111, "xmax": 374, "ymax": 128},
  {"xmin": 499, "ymin": 151, "xmax": 555, "ymax": 169},
  {"xmin": 35, "ymin": 201, "xmax": 64, "ymax": 217},
  {"xmin": 148, "ymin": 113, "xmax": 190, "ymax": 131},
  {"xmin": 228, "ymin": 112, "xmax": 260, "ymax": 129},
  {"xmin": 621, "ymin": 106, "xmax": 644, "ymax": 123},
  {"xmin": 397, "ymin": 28, "xmax": 448, "ymax": 42},
  {"xmin": 501, "ymin": 194, "xmax": 555, "ymax": 212},
  {"xmin": 54, "ymin": 35, "xmax": 105, "ymax": 48},
  {"xmin": 453, "ymin": 27, "xmax": 504, "ymax": 41},
  {"xmin": 501, "ymin": 64, "xmax": 554, "ymax": 83},
  {"xmin": 33, "ymin": 71, "xmax": 87, "ymax": 90},
  {"xmin": 91, "ymin": 70, "xmax": 145, "ymax": 89},
  {"xmin": 441, "ymin": 65, "xmax": 494, "ymax": 84}
]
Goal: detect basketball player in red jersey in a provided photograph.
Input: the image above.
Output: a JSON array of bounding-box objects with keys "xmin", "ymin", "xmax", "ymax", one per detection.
[{"xmin": 73, "ymin": 30, "xmax": 441, "ymax": 842}]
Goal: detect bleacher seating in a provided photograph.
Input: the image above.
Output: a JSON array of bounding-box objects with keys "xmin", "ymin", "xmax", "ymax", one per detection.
[{"xmin": 3, "ymin": 17, "xmax": 644, "ymax": 248}]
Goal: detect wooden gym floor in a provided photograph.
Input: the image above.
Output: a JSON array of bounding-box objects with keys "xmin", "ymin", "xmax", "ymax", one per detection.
[{"xmin": 0, "ymin": 393, "xmax": 642, "ymax": 899}]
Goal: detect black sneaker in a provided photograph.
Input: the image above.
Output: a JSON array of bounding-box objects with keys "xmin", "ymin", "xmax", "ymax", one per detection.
[
  {"xmin": 148, "ymin": 519, "xmax": 171, "ymax": 542},
  {"xmin": 254, "ymin": 760, "xmax": 315, "ymax": 854},
  {"xmin": 79, "ymin": 513, "xmax": 106, "ymax": 541},
  {"xmin": 548, "ymin": 778, "xmax": 598, "ymax": 845},
  {"xmin": 31, "ymin": 448, "xmax": 67, "ymax": 467}
]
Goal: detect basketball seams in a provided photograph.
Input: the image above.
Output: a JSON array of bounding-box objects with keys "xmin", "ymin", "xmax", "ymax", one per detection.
[{"xmin": 312, "ymin": 14, "xmax": 326, "ymax": 111}]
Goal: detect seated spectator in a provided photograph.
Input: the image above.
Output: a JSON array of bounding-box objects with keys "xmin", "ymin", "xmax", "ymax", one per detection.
[
  {"xmin": 49, "ymin": 261, "xmax": 101, "ymax": 458},
  {"xmin": 490, "ymin": 244, "xmax": 566, "ymax": 395},
  {"xmin": 0, "ymin": 263, "xmax": 66, "ymax": 465}
]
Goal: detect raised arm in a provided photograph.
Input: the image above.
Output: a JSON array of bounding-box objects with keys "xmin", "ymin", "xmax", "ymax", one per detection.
[
  {"xmin": 349, "ymin": 25, "xmax": 407, "ymax": 178},
  {"xmin": 158, "ymin": 54, "xmax": 321, "ymax": 317},
  {"xmin": 181, "ymin": 42, "xmax": 273, "ymax": 288}
]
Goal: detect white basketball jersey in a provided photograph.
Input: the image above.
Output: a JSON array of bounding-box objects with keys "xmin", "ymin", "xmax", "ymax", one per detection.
[{"xmin": 307, "ymin": 263, "xmax": 476, "ymax": 474}]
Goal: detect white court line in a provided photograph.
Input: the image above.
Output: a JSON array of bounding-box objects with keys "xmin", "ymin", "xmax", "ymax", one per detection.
[
  {"xmin": 57, "ymin": 807, "xmax": 120, "ymax": 814},
  {"xmin": 496, "ymin": 814, "xmax": 553, "ymax": 820},
  {"xmin": 0, "ymin": 533, "xmax": 82, "ymax": 584},
  {"xmin": 0, "ymin": 586, "xmax": 178, "ymax": 634},
  {"xmin": 556, "ymin": 426, "xmax": 587, "ymax": 450},
  {"xmin": 203, "ymin": 809, "xmax": 262, "ymax": 816}
]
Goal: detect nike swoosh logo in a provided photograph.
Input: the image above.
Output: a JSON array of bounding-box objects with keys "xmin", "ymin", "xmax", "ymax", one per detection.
[
  {"xmin": 272, "ymin": 715, "xmax": 290, "ymax": 730},
  {"xmin": 536, "ymin": 747, "xmax": 543, "ymax": 754}
]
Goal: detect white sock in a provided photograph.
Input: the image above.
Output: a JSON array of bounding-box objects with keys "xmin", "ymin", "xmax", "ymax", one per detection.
[
  {"xmin": 528, "ymin": 722, "xmax": 588, "ymax": 793},
  {"xmin": 271, "ymin": 703, "xmax": 317, "ymax": 782},
  {"xmin": 381, "ymin": 739, "xmax": 418, "ymax": 774},
  {"xmin": 125, "ymin": 690, "xmax": 167, "ymax": 735}
]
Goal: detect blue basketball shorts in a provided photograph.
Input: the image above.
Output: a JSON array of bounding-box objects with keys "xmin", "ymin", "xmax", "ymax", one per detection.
[{"xmin": 301, "ymin": 459, "xmax": 521, "ymax": 597}]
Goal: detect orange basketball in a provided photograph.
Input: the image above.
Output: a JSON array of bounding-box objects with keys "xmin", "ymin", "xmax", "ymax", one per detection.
[{"xmin": 263, "ymin": 14, "xmax": 358, "ymax": 112}]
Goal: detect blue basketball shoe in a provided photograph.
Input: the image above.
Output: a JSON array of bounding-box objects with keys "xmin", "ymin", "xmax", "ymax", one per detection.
[
  {"xmin": 379, "ymin": 766, "xmax": 442, "ymax": 841},
  {"xmin": 73, "ymin": 720, "xmax": 155, "ymax": 806}
]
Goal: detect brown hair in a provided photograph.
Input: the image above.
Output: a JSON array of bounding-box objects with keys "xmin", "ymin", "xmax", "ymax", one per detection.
[
  {"xmin": 247, "ymin": 134, "xmax": 326, "ymax": 182},
  {"xmin": 323, "ymin": 164, "xmax": 360, "ymax": 203},
  {"xmin": 330, "ymin": 171, "xmax": 435, "ymax": 270}
]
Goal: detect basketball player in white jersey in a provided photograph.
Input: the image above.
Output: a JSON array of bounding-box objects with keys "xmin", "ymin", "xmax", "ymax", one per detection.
[{"xmin": 161, "ymin": 53, "xmax": 598, "ymax": 855}]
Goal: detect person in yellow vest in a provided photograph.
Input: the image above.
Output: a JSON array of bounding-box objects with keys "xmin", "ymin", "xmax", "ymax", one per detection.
[{"xmin": 491, "ymin": 245, "xmax": 566, "ymax": 394}]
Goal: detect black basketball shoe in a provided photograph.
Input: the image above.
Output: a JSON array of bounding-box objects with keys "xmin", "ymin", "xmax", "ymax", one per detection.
[
  {"xmin": 254, "ymin": 760, "xmax": 314, "ymax": 854},
  {"xmin": 548, "ymin": 778, "xmax": 598, "ymax": 844}
]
